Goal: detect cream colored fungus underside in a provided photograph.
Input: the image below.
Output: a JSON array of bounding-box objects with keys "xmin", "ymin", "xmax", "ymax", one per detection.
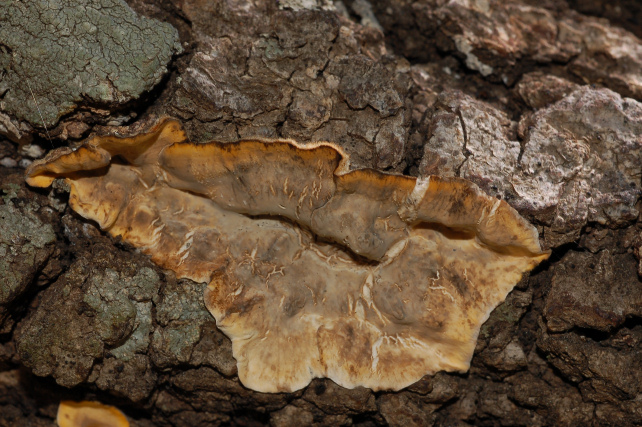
[{"xmin": 26, "ymin": 118, "xmax": 549, "ymax": 393}]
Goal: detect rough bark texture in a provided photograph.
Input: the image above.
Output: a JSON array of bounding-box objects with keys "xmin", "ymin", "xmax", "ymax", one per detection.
[{"xmin": 0, "ymin": 0, "xmax": 641, "ymax": 426}]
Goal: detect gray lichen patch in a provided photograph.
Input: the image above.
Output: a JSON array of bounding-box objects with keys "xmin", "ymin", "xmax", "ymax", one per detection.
[
  {"xmin": 14, "ymin": 243, "xmax": 161, "ymax": 390},
  {"xmin": 83, "ymin": 267, "xmax": 159, "ymax": 357},
  {"xmin": 151, "ymin": 278, "xmax": 236, "ymax": 376},
  {"xmin": 151, "ymin": 279, "xmax": 211, "ymax": 368},
  {"xmin": 0, "ymin": 0, "xmax": 181, "ymax": 136},
  {"xmin": 0, "ymin": 180, "xmax": 56, "ymax": 329},
  {"xmin": 108, "ymin": 300, "xmax": 152, "ymax": 360}
]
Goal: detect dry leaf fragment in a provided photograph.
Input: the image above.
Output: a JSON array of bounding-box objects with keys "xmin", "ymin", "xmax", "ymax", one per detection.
[{"xmin": 27, "ymin": 117, "xmax": 549, "ymax": 392}]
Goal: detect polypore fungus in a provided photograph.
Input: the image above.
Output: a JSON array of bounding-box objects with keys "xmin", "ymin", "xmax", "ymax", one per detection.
[
  {"xmin": 27, "ymin": 117, "xmax": 549, "ymax": 392},
  {"xmin": 56, "ymin": 400, "xmax": 129, "ymax": 427}
]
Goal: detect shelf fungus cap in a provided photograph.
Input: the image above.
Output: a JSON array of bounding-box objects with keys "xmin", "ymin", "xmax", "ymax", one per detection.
[
  {"xmin": 56, "ymin": 400, "xmax": 129, "ymax": 427},
  {"xmin": 27, "ymin": 117, "xmax": 550, "ymax": 393}
]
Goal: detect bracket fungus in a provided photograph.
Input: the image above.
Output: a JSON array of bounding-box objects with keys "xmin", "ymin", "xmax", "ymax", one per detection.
[
  {"xmin": 56, "ymin": 400, "xmax": 129, "ymax": 427},
  {"xmin": 26, "ymin": 117, "xmax": 549, "ymax": 393}
]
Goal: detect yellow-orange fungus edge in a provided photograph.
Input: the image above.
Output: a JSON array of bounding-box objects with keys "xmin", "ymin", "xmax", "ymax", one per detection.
[{"xmin": 28, "ymin": 117, "xmax": 549, "ymax": 393}]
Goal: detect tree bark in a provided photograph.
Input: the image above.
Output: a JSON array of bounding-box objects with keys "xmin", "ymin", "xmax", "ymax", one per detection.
[{"xmin": 1, "ymin": 0, "xmax": 641, "ymax": 425}]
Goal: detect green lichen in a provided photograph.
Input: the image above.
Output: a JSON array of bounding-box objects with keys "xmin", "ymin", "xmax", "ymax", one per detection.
[
  {"xmin": 109, "ymin": 301, "xmax": 153, "ymax": 361},
  {"xmin": 155, "ymin": 280, "xmax": 210, "ymax": 324},
  {"xmin": 83, "ymin": 269, "xmax": 138, "ymax": 345},
  {"xmin": 83, "ymin": 267, "xmax": 159, "ymax": 355},
  {"xmin": 16, "ymin": 261, "xmax": 160, "ymax": 387},
  {"xmin": 151, "ymin": 280, "xmax": 210, "ymax": 367},
  {"xmin": 0, "ymin": 183, "xmax": 20, "ymax": 202},
  {"xmin": 109, "ymin": 267, "xmax": 159, "ymax": 360},
  {"xmin": 0, "ymin": 185, "xmax": 55, "ymax": 306},
  {"xmin": 0, "ymin": 0, "xmax": 181, "ymax": 128},
  {"xmin": 16, "ymin": 290, "xmax": 105, "ymax": 387}
]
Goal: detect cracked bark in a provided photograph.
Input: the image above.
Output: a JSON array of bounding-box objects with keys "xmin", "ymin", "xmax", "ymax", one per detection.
[{"xmin": 1, "ymin": 0, "xmax": 641, "ymax": 426}]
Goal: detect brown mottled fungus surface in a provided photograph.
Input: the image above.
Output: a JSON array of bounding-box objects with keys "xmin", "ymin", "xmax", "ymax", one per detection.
[
  {"xmin": 26, "ymin": 117, "xmax": 549, "ymax": 393},
  {"xmin": 57, "ymin": 400, "xmax": 129, "ymax": 427}
]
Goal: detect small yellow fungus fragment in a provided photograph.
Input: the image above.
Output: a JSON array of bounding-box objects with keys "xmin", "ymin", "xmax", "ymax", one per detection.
[{"xmin": 56, "ymin": 400, "xmax": 129, "ymax": 427}]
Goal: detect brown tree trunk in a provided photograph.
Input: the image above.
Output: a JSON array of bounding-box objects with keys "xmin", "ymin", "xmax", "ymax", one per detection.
[{"xmin": 1, "ymin": 0, "xmax": 641, "ymax": 425}]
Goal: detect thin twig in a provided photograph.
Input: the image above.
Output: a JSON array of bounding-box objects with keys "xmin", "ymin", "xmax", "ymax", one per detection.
[{"xmin": 26, "ymin": 80, "xmax": 53, "ymax": 148}]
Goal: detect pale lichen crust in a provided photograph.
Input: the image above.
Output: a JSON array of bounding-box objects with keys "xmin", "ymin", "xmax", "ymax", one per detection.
[
  {"xmin": 0, "ymin": 0, "xmax": 181, "ymax": 132},
  {"xmin": 26, "ymin": 117, "xmax": 549, "ymax": 393}
]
